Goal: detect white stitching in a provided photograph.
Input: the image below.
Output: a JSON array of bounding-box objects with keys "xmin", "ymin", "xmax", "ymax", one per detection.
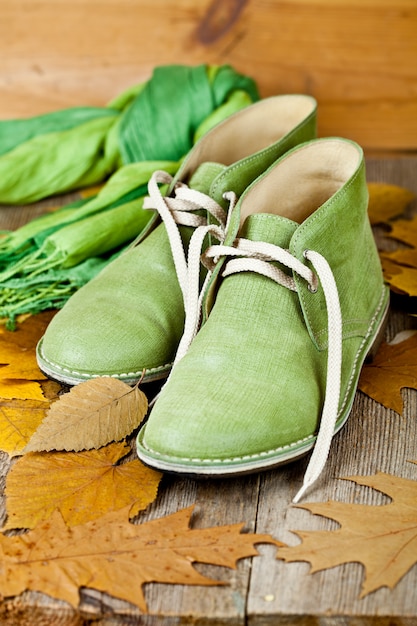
[
  {"xmin": 337, "ymin": 285, "xmax": 388, "ymax": 416},
  {"xmin": 38, "ymin": 345, "xmax": 172, "ymax": 379},
  {"xmin": 294, "ymin": 163, "xmax": 363, "ymax": 343},
  {"xmin": 141, "ymin": 286, "xmax": 388, "ymax": 466},
  {"xmin": 142, "ymin": 434, "xmax": 315, "ymax": 464}
]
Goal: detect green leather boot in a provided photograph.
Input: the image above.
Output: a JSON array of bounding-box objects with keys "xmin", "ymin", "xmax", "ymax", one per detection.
[
  {"xmin": 37, "ymin": 95, "xmax": 317, "ymax": 386},
  {"xmin": 137, "ymin": 137, "xmax": 389, "ymax": 501}
]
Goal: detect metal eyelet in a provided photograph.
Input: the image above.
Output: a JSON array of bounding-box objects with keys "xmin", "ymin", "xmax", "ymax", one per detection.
[{"xmin": 303, "ymin": 249, "xmax": 318, "ymax": 293}]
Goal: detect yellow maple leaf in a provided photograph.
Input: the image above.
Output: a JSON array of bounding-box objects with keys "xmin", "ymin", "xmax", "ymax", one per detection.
[
  {"xmin": 0, "ymin": 342, "xmax": 46, "ymax": 380},
  {"xmin": 0, "ymin": 505, "xmax": 280, "ymax": 611},
  {"xmin": 367, "ymin": 182, "xmax": 415, "ymax": 225},
  {"xmin": 276, "ymin": 468, "xmax": 417, "ymax": 597},
  {"xmin": 385, "ymin": 265, "xmax": 417, "ymax": 297},
  {"xmin": 358, "ymin": 333, "xmax": 417, "ymax": 414},
  {"xmin": 0, "ymin": 379, "xmax": 48, "ymax": 402},
  {"xmin": 0, "ymin": 311, "xmax": 57, "ymax": 401},
  {"xmin": 388, "ymin": 214, "xmax": 417, "ymax": 248},
  {"xmin": 379, "ymin": 248, "xmax": 417, "ymax": 297},
  {"xmin": 0, "ymin": 400, "xmax": 48, "ymax": 457},
  {"xmin": 380, "ymin": 256, "xmax": 408, "ymax": 295},
  {"xmin": 3, "ymin": 442, "xmax": 162, "ymax": 529},
  {"xmin": 384, "ymin": 248, "xmax": 417, "ymax": 269},
  {"xmin": 0, "ymin": 381, "xmax": 61, "ymax": 455}
]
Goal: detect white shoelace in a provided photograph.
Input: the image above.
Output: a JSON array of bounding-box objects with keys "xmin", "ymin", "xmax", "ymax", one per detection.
[
  {"xmin": 144, "ymin": 171, "xmax": 236, "ymax": 366},
  {"xmin": 203, "ymin": 237, "xmax": 343, "ymax": 502},
  {"xmin": 146, "ymin": 171, "xmax": 343, "ymax": 501},
  {"xmin": 144, "ymin": 170, "xmax": 228, "ymax": 299}
]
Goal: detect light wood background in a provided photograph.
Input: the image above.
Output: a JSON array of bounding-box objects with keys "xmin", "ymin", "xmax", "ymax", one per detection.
[
  {"xmin": 1, "ymin": 2, "xmax": 417, "ymax": 623},
  {"xmin": 1, "ymin": 0, "xmax": 417, "ymax": 151}
]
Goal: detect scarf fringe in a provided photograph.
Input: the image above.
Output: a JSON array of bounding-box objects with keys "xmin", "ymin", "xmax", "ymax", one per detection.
[
  {"xmin": 0, "ymin": 247, "xmax": 64, "ymax": 283},
  {"xmin": 0, "ymin": 255, "xmax": 111, "ymax": 329}
]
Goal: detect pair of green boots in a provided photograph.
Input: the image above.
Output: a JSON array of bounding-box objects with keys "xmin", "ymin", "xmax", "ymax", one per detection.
[{"xmin": 37, "ymin": 95, "xmax": 389, "ymax": 501}]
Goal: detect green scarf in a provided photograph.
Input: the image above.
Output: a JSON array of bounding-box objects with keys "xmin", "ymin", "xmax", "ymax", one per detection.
[{"xmin": 0, "ymin": 64, "xmax": 259, "ymax": 327}]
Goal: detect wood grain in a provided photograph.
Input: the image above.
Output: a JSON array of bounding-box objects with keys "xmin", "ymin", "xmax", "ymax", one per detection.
[
  {"xmin": 1, "ymin": 0, "xmax": 417, "ymax": 150},
  {"xmin": 249, "ymin": 156, "xmax": 417, "ymax": 626},
  {"xmin": 0, "ymin": 157, "xmax": 416, "ymax": 623}
]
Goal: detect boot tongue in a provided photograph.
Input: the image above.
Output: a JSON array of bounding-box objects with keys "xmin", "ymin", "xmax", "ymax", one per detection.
[
  {"xmin": 239, "ymin": 213, "xmax": 298, "ymax": 248},
  {"xmin": 188, "ymin": 162, "xmax": 226, "ymax": 194}
]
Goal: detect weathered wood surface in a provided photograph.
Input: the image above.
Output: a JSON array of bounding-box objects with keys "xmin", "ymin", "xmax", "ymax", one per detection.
[
  {"xmin": 0, "ymin": 156, "xmax": 416, "ymax": 624},
  {"xmin": 1, "ymin": 0, "xmax": 417, "ymax": 150}
]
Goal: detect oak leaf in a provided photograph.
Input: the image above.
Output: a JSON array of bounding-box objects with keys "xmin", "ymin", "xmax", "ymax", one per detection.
[
  {"xmin": 3, "ymin": 442, "xmax": 161, "ymax": 529},
  {"xmin": 0, "ymin": 504, "xmax": 280, "ymax": 611},
  {"xmin": 276, "ymin": 469, "xmax": 417, "ymax": 597},
  {"xmin": 358, "ymin": 332, "xmax": 417, "ymax": 414},
  {"xmin": 24, "ymin": 377, "xmax": 148, "ymax": 453},
  {"xmin": 367, "ymin": 182, "xmax": 415, "ymax": 225}
]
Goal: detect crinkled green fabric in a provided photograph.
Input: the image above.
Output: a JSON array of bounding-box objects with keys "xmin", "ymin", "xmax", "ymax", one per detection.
[
  {"xmin": 0, "ymin": 64, "xmax": 259, "ymax": 326},
  {"xmin": 0, "ymin": 65, "xmax": 258, "ymax": 205}
]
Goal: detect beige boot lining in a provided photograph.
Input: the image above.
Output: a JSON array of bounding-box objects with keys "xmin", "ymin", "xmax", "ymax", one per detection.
[
  {"xmin": 240, "ymin": 139, "xmax": 361, "ymax": 226},
  {"xmin": 181, "ymin": 95, "xmax": 316, "ymax": 182}
]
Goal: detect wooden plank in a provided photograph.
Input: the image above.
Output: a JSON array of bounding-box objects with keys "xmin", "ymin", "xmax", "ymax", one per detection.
[
  {"xmin": 1, "ymin": 0, "xmax": 417, "ymax": 150},
  {"xmin": 247, "ymin": 156, "xmax": 417, "ymax": 625},
  {"xmin": 0, "ymin": 157, "xmax": 416, "ymax": 624}
]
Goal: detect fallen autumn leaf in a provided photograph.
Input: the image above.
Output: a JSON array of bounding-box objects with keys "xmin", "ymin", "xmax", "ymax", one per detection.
[
  {"xmin": 367, "ymin": 182, "xmax": 415, "ymax": 225},
  {"xmin": 358, "ymin": 332, "xmax": 417, "ymax": 414},
  {"xmin": 0, "ymin": 504, "xmax": 280, "ymax": 611},
  {"xmin": 0, "ymin": 380, "xmax": 61, "ymax": 456},
  {"xmin": 3, "ymin": 441, "xmax": 161, "ymax": 529},
  {"xmin": 276, "ymin": 467, "xmax": 417, "ymax": 597},
  {"xmin": 24, "ymin": 377, "xmax": 148, "ymax": 453}
]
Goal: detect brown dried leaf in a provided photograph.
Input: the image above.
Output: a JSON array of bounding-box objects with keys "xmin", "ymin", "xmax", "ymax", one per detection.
[
  {"xmin": 0, "ymin": 504, "xmax": 280, "ymax": 611},
  {"xmin": 277, "ymin": 468, "xmax": 417, "ymax": 597},
  {"xmin": 3, "ymin": 442, "xmax": 161, "ymax": 529},
  {"xmin": 367, "ymin": 182, "xmax": 415, "ymax": 225},
  {"xmin": 0, "ymin": 311, "xmax": 56, "ymax": 350},
  {"xmin": 24, "ymin": 377, "xmax": 148, "ymax": 453},
  {"xmin": 358, "ymin": 332, "xmax": 417, "ymax": 414}
]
